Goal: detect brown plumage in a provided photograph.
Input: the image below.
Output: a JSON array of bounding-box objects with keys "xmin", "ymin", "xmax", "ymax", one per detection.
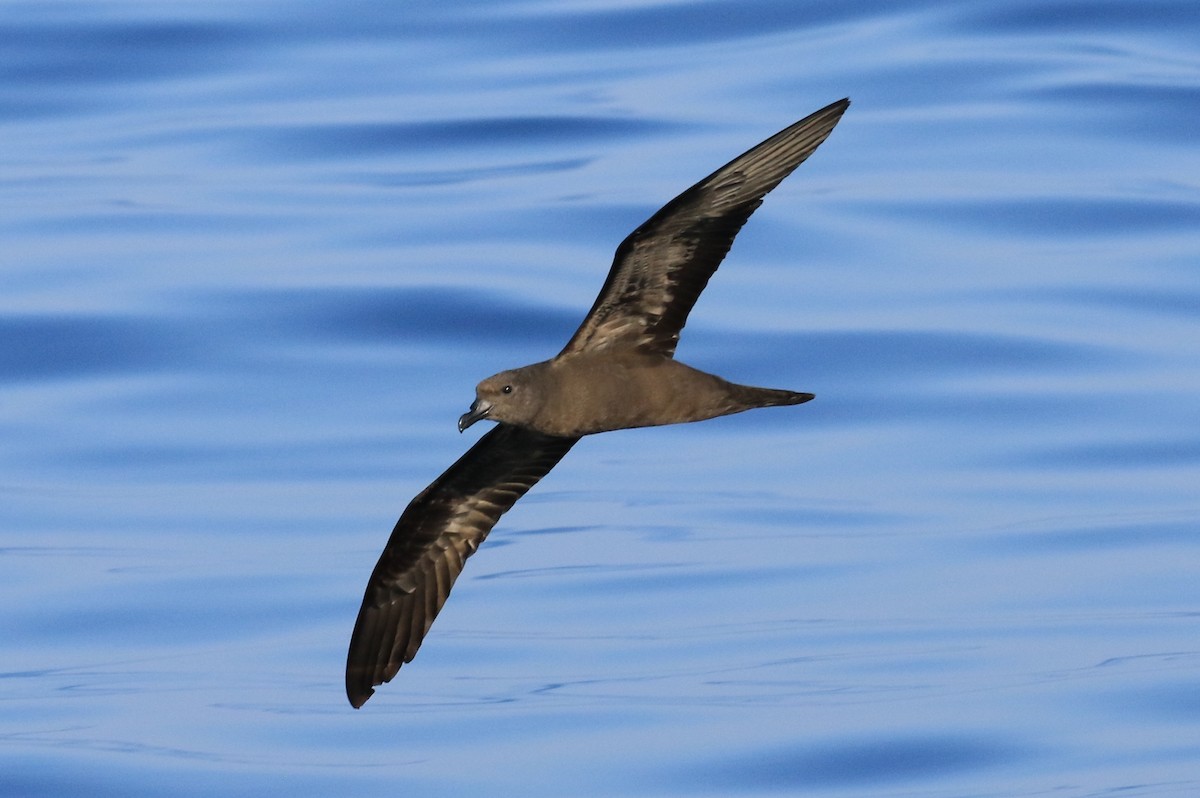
[{"xmin": 346, "ymin": 98, "xmax": 849, "ymax": 707}]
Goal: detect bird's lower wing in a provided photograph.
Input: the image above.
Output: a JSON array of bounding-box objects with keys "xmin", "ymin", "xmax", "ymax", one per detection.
[{"xmin": 346, "ymin": 423, "xmax": 579, "ymax": 708}]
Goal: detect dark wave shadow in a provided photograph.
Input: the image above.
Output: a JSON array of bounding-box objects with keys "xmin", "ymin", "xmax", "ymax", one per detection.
[
  {"xmin": 253, "ymin": 116, "xmax": 674, "ymax": 162},
  {"xmin": 690, "ymin": 326, "xmax": 1123, "ymax": 383},
  {"xmin": 962, "ymin": 0, "xmax": 1190, "ymax": 32},
  {"xmin": 1009, "ymin": 286, "xmax": 1200, "ymax": 319},
  {"xmin": 395, "ymin": 0, "xmax": 885, "ymax": 52},
  {"xmin": 1, "ymin": 19, "xmax": 260, "ymax": 119},
  {"xmin": 348, "ymin": 157, "xmax": 590, "ymax": 188},
  {"xmin": 214, "ymin": 285, "xmax": 579, "ymax": 350},
  {"xmin": 0, "ymin": 287, "xmax": 577, "ymax": 384},
  {"xmin": 0, "ymin": 315, "xmax": 198, "ymax": 383},
  {"xmin": 1015, "ymin": 438, "xmax": 1200, "ymax": 469},
  {"xmin": 858, "ymin": 195, "xmax": 1200, "ymax": 238},
  {"xmin": 974, "ymin": 515, "xmax": 1200, "ymax": 554},
  {"xmin": 681, "ymin": 733, "xmax": 1027, "ymax": 791}
]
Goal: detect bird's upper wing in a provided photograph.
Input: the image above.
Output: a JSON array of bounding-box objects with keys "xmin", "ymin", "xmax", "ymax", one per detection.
[
  {"xmin": 560, "ymin": 98, "xmax": 849, "ymax": 358},
  {"xmin": 346, "ymin": 423, "xmax": 579, "ymax": 708}
]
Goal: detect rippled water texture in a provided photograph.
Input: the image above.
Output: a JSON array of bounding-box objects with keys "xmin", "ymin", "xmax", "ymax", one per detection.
[{"xmin": 3, "ymin": 1, "xmax": 1199, "ymax": 795}]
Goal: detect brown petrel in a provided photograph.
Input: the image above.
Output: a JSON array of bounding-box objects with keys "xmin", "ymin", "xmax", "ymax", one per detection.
[{"xmin": 346, "ymin": 98, "xmax": 849, "ymax": 707}]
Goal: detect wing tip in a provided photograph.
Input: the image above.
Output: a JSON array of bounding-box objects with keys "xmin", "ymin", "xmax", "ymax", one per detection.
[
  {"xmin": 819, "ymin": 97, "xmax": 851, "ymax": 123},
  {"xmin": 347, "ymin": 681, "xmax": 375, "ymax": 709}
]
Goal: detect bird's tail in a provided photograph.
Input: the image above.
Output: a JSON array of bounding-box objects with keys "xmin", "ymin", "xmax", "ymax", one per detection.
[{"xmin": 727, "ymin": 383, "xmax": 814, "ymax": 409}]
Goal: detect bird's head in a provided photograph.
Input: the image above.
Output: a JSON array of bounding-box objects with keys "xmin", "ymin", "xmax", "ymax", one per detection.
[{"xmin": 458, "ymin": 365, "xmax": 547, "ymax": 432}]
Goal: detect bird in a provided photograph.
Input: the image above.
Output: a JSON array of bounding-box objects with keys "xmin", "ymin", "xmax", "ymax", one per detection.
[{"xmin": 346, "ymin": 98, "xmax": 850, "ymax": 708}]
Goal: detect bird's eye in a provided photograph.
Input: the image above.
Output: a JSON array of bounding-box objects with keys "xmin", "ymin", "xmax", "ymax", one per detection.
[{"xmin": 502, "ymin": 385, "xmax": 513, "ymax": 394}]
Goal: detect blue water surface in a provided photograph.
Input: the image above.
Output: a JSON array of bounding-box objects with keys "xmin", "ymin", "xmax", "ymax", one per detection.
[{"xmin": 3, "ymin": 1, "xmax": 1199, "ymax": 795}]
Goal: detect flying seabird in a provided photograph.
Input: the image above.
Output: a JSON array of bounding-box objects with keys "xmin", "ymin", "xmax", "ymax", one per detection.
[{"xmin": 346, "ymin": 98, "xmax": 850, "ymax": 707}]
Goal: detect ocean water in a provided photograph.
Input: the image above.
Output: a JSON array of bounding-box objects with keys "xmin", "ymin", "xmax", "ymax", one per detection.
[{"xmin": 3, "ymin": 1, "xmax": 1199, "ymax": 795}]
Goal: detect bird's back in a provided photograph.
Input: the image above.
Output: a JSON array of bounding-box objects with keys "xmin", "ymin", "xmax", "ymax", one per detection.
[{"xmin": 528, "ymin": 353, "xmax": 810, "ymax": 436}]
